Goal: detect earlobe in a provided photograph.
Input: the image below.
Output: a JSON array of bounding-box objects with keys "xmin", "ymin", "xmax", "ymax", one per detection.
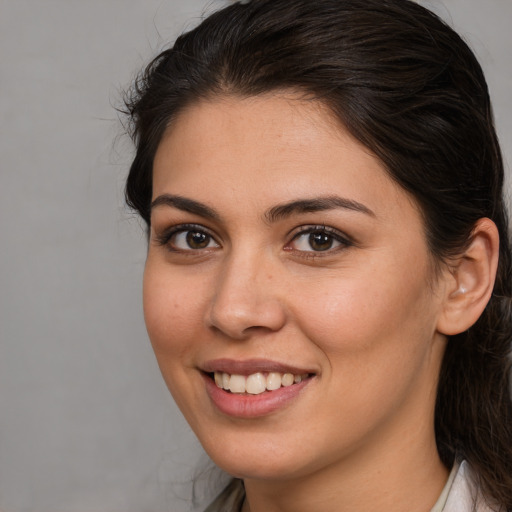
[{"xmin": 436, "ymin": 218, "xmax": 499, "ymax": 336}]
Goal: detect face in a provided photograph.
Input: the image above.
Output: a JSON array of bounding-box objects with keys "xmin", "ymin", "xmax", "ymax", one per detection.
[{"xmin": 145, "ymin": 94, "xmax": 448, "ymax": 482}]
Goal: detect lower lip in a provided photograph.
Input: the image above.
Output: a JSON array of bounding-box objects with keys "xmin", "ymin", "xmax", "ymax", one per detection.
[{"xmin": 203, "ymin": 374, "xmax": 313, "ymax": 418}]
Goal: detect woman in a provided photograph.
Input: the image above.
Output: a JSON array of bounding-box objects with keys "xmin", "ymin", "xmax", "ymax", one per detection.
[{"xmin": 123, "ymin": 0, "xmax": 512, "ymax": 510}]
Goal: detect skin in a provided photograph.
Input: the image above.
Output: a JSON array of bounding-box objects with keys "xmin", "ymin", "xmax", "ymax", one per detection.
[{"xmin": 144, "ymin": 93, "xmax": 453, "ymax": 512}]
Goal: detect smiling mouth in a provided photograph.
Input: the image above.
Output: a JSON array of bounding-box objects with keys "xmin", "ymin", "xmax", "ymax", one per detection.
[{"xmin": 209, "ymin": 371, "xmax": 313, "ymax": 395}]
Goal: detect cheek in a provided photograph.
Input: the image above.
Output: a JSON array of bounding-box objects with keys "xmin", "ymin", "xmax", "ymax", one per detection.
[
  {"xmin": 142, "ymin": 262, "xmax": 213, "ymax": 419},
  {"xmin": 288, "ymin": 271, "xmax": 440, "ymax": 438},
  {"xmin": 142, "ymin": 262, "xmax": 206, "ymax": 362},
  {"xmin": 290, "ymin": 261, "xmax": 437, "ymax": 362}
]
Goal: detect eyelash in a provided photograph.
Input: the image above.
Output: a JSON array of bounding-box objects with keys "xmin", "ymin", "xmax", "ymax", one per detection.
[
  {"xmin": 155, "ymin": 223, "xmax": 219, "ymax": 252},
  {"xmin": 287, "ymin": 225, "xmax": 353, "ymax": 257},
  {"xmin": 154, "ymin": 223, "xmax": 353, "ymax": 256}
]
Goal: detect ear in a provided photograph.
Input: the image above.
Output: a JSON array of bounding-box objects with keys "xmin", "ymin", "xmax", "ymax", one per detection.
[{"xmin": 436, "ymin": 218, "xmax": 499, "ymax": 336}]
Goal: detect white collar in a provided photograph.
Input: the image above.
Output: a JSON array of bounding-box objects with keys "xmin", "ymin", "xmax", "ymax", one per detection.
[{"xmin": 432, "ymin": 460, "xmax": 498, "ymax": 512}]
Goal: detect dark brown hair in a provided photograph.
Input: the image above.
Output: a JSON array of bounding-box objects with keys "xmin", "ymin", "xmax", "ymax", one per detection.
[{"xmin": 123, "ymin": 0, "xmax": 512, "ymax": 508}]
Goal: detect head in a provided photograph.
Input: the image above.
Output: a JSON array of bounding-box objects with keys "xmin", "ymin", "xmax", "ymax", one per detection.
[
  {"xmin": 124, "ymin": 0, "xmax": 512, "ymax": 504},
  {"xmin": 127, "ymin": 0, "xmax": 510, "ymax": 270}
]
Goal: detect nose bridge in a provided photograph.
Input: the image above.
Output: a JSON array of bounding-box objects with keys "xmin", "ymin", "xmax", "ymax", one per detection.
[{"xmin": 206, "ymin": 245, "xmax": 286, "ymax": 339}]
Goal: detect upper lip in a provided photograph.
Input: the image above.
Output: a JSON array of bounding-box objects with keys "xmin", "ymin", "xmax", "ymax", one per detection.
[{"xmin": 201, "ymin": 358, "xmax": 316, "ymax": 375}]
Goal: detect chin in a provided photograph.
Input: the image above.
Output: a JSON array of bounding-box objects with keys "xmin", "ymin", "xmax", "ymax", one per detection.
[
  {"xmin": 198, "ymin": 428, "xmax": 329, "ymax": 482},
  {"xmin": 213, "ymin": 454, "xmax": 307, "ymax": 481}
]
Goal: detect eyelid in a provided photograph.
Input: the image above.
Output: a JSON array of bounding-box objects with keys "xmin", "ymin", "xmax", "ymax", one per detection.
[
  {"xmin": 154, "ymin": 223, "xmax": 220, "ymax": 250},
  {"xmin": 286, "ymin": 225, "xmax": 354, "ymax": 253},
  {"xmin": 153, "ymin": 222, "xmax": 353, "ymax": 255}
]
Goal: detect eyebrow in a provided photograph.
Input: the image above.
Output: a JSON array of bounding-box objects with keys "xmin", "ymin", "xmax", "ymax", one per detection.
[
  {"xmin": 150, "ymin": 194, "xmax": 220, "ymax": 220},
  {"xmin": 150, "ymin": 193, "xmax": 374, "ymax": 223},
  {"xmin": 264, "ymin": 196, "xmax": 375, "ymax": 223}
]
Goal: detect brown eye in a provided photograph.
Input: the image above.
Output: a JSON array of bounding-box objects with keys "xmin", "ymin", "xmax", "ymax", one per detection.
[
  {"xmin": 308, "ymin": 232, "xmax": 334, "ymax": 251},
  {"xmin": 166, "ymin": 228, "xmax": 219, "ymax": 251},
  {"xmin": 186, "ymin": 230, "xmax": 211, "ymax": 249},
  {"xmin": 289, "ymin": 226, "xmax": 351, "ymax": 253}
]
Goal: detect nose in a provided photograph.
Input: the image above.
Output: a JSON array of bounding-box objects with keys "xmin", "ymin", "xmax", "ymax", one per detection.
[{"xmin": 206, "ymin": 251, "xmax": 287, "ymax": 340}]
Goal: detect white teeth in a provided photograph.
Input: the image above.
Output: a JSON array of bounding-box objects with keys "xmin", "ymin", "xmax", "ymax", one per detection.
[
  {"xmin": 213, "ymin": 371, "xmax": 310, "ymax": 394},
  {"xmin": 281, "ymin": 373, "xmax": 294, "ymax": 386},
  {"xmin": 246, "ymin": 373, "xmax": 266, "ymax": 394},
  {"xmin": 229, "ymin": 374, "xmax": 246, "ymax": 393},
  {"xmin": 266, "ymin": 372, "xmax": 282, "ymax": 391}
]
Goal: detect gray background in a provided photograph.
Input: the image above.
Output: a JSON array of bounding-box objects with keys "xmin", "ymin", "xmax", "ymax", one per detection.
[{"xmin": 0, "ymin": 1, "xmax": 510, "ymax": 511}]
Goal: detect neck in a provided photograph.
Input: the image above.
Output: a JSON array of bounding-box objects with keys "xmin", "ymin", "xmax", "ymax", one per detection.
[{"xmin": 242, "ymin": 414, "xmax": 449, "ymax": 512}]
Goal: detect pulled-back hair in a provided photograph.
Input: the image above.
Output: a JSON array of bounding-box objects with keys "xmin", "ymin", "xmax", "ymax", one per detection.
[{"xmin": 124, "ymin": 0, "xmax": 512, "ymax": 507}]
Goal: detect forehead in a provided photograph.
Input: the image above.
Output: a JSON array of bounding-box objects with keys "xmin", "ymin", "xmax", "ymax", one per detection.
[
  {"xmin": 152, "ymin": 93, "xmax": 416, "ymax": 222},
  {"xmin": 156, "ymin": 93, "xmax": 346, "ymax": 168}
]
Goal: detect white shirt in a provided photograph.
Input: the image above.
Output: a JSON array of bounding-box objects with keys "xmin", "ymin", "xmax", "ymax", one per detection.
[{"xmin": 431, "ymin": 460, "xmax": 498, "ymax": 512}]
